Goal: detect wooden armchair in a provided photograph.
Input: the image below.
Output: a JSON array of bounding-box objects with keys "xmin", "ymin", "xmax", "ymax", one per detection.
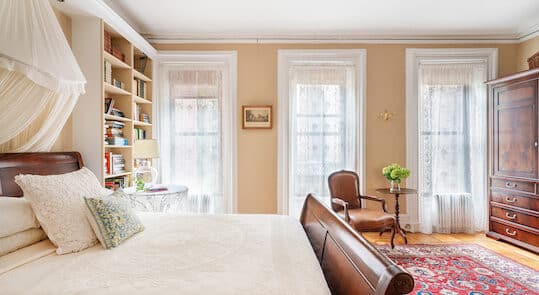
[{"xmin": 328, "ymin": 170, "xmax": 398, "ymax": 248}]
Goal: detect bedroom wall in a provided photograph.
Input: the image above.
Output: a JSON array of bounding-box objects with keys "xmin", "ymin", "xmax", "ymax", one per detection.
[
  {"xmin": 517, "ymin": 36, "xmax": 539, "ymax": 71},
  {"xmin": 51, "ymin": 8, "xmax": 73, "ymax": 152},
  {"xmin": 153, "ymin": 42, "xmax": 519, "ymax": 214}
]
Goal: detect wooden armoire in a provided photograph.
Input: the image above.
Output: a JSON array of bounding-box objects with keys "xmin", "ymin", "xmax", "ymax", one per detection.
[{"xmin": 487, "ymin": 68, "xmax": 539, "ymax": 253}]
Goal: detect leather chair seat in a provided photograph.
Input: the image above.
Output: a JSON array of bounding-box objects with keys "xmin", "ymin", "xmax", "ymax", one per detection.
[{"xmin": 337, "ymin": 208, "xmax": 395, "ymax": 231}]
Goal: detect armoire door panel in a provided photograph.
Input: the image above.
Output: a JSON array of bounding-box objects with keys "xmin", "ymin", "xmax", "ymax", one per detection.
[{"xmin": 492, "ymin": 80, "xmax": 538, "ymax": 179}]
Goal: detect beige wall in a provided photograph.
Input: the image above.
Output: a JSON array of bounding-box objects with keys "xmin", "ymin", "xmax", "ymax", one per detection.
[
  {"xmin": 153, "ymin": 42, "xmax": 519, "ymax": 214},
  {"xmin": 517, "ymin": 36, "xmax": 539, "ymax": 71},
  {"xmin": 52, "ymin": 7, "xmax": 537, "ymax": 213},
  {"xmin": 51, "ymin": 8, "xmax": 73, "ymax": 152}
]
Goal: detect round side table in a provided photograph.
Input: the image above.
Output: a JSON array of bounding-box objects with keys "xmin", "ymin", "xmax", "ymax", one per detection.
[
  {"xmin": 376, "ymin": 188, "xmax": 417, "ymax": 244},
  {"xmin": 123, "ymin": 184, "xmax": 188, "ymax": 213}
]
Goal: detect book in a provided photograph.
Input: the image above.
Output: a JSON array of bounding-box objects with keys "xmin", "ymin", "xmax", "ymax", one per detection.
[{"xmin": 104, "ymin": 98, "xmax": 115, "ymax": 115}]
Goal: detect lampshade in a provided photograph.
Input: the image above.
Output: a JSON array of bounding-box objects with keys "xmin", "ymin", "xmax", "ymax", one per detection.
[{"xmin": 133, "ymin": 139, "xmax": 159, "ymax": 159}]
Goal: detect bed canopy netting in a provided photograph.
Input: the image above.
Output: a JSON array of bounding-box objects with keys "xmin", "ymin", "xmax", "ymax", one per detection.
[{"xmin": 0, "ymin": 0, "xmax": 85, "ymax": 152}]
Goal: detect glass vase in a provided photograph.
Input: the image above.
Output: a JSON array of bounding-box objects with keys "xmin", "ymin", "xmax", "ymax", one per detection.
[{"xmin": 390, "ymin": 180, "xmax": 401, "ymax": 192}]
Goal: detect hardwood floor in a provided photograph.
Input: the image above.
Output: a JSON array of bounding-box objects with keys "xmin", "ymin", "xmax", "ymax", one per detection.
[{"xmin": 363, "ymin": 232, "xmax": 539, "ymax": 270}]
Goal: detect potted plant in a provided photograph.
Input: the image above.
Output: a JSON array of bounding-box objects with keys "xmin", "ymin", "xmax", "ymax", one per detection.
[{"xmin": 382, "ymin": 163, "xmax": 411, "ymax": 192}]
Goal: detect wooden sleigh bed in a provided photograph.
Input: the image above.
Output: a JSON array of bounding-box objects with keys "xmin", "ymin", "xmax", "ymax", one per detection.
[{"xmin": 0, "ymin": 152, "xmax": 414, "ymax": 295}]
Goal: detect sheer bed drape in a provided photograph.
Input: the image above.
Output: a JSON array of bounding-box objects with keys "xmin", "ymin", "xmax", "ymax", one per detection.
[{"xmin": 0, "ymin": 0, "xmax": 85, "ymax": 152}]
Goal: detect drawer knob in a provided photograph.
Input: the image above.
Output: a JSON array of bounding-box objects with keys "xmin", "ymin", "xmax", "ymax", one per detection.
[
  {"xmin": 505, "ymin": 182, "xmax": 517, "ymax": 188},
  {"xmin": 505, "ymin": 212, "xmax": 517, "ymax": 219},
  {"xmin": 505, "ymin": 197, "xmax": 517, "ymax": 203},
  {"xmin": 505, "ymin": 228, "xmax": 517, "ymax": 236}
]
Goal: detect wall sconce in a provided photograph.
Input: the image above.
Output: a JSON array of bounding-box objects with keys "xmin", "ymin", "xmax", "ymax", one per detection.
[{"xmin": 377, "ymin": 110, "xmax": 396, "ymax": 121}]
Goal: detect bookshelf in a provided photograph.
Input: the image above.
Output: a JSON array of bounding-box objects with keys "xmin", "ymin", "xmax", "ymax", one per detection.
[{"xmin": 72, "ymin": 20, "xmax": 154, "ymax": 190}]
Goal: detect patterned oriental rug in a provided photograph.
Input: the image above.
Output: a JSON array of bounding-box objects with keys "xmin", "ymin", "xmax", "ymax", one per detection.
[{"xmin": 377, "ymin": 244, "xmax": 539, "ymax": 295}]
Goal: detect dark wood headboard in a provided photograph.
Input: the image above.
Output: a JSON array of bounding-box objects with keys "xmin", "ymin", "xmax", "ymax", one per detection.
[
  {"xmin": 0, "ymin": 152, "xmax": 83, "ymax": 198},
  {"xmin": 301, "ymin": 194, "xmax": 414, "ymax": 295}
]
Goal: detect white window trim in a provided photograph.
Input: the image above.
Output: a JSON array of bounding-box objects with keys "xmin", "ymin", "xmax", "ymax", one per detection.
[
  {"xmin": 156, "ymin": 51, "xmax": 238, "ymax": 213},
  {"xmin": 277, "ymin": 49, "xmax": 367, "ymax": 215},
  {"xmin": 405, "ymin": 48, "xmax": 497, "ymax": 230}
]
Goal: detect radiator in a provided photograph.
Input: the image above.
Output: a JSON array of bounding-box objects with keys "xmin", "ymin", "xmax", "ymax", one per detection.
[{"xmin": 433, "ymin": 193, "xmax": 473, "ymax": 233}]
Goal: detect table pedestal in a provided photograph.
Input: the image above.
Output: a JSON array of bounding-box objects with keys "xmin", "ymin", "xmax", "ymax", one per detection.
[{"xmin": 391, "ymin": 193, "xmax": 408, "ymax": 244}]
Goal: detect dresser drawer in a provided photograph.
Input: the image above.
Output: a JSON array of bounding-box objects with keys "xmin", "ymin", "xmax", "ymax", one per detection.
[
  {"xmin": 490, "ymin": 190, "xmax": 538, "ymax": 211},
  {"xmin": 491, "ymin": 206, "xmax": 539, "ymax": 229},
  {"xmin": 490, "ymin": 220, "xmax": 539, "ymax": 247},
  {"xmin": 491, "ymin": 178, "xmax": 535, "ymax": 194}
]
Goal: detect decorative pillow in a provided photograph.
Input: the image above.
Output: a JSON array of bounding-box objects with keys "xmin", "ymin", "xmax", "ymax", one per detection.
[
  {"xmin": 0, "ymin": 228, "xmax": 47, "ymax": 256},
  {"xmin": 84, "ymin": 191, "xmax": 144, "ymax": 249},
  {"xmin": 0, "ymin": 198, "xmax": 40, "ymax": 238},
  {"xmin": 14, "ymin": 167, "xmax": 111, "ymax": 254}
]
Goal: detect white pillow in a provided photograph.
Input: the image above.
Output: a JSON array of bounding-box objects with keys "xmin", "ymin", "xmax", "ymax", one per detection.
[
  {"xmin": 0, "ymin": 228, "xmax": 47, "ymax": 256},
  {"xmin": 0, "ymin": 198, "xmax": 40, "ymax": 238},
  {"xmin": 14, "ymin": 167, "xmax": 110, "ymax": 254}
]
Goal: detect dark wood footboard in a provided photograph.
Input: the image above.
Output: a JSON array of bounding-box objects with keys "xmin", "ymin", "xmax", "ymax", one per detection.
[{"xmin": 300, "ymin": 194, "xmax": 414, "ymax": 295}]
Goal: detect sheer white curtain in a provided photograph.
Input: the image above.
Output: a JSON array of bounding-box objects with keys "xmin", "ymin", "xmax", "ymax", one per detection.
[
  {"xmin": 160, "ymin": 64, "xmax": 228, "ymax": 213},
  {"xmin": 288, "ymin": 65, "xmax": 357, "ymax": 217},
  {"xmin": 0, "ymin": 0, "xmax": 85, "ymax": 152},
  {"xmin": 418, "ymin": 63, "xmax": 487, "ymax": 233}
]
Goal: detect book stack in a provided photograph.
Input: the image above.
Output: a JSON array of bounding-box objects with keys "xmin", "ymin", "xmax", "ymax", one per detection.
[
  {"xmin": 112, "ymin": 46, "xmax": 125, "ymax": 62},
  {"xmin": 112, "ymin": 78, "xmax": 125, "ymax": 90},
  {"xmin": 133, "ymin": 78, "xmax": 147, "ymax": 98},
  {"xmin": 104, "ymin": 61, "xmax": 112, "ymax": 84},
  {"xmin": 104, "ymin": 152, "xmax": 126, "ymax": 175},
  {"xmin": 104, "ymin": 31, "xmax": 112, "ymax": 53},
  {"xmin": 134, "ymin": 105, "xmax": 141, "ymax": 121},
  {"xmin": 105, "ymin": 120, "xmax": 128, "ymax": 146},
  {"xmin": 105, "ymin": 175, "xmax": 129, "ymax": 191},
  {"xmin": 134, "ymin": 128, "xmax": 146, "ymax": 140},
  {"xmin": 140, "ymin": 113, "xmax": 150, "ymax": 123}
]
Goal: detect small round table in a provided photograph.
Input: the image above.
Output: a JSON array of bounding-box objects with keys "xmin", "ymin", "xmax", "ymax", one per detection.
[
  {"xmin": 375, "ymin": 188, "xmax": 417, "ymax": 244},
  {"xmin": 123, "ymin": 184, "xmax": 188, "ymax": 213}
]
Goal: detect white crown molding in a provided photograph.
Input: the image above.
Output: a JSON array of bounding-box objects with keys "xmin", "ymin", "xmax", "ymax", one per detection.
[
  {"xmin": 147, "ymin": 29, "xmax": 539, "ymax": 44},
  {"xmin": 519, "ymin": 23, "xmax": 539, "ymax": 42}
]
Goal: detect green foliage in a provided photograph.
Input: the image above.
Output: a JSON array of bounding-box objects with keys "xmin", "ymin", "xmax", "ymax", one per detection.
[
  {"xmin": 135, "ymin": 179, "xmax": 145, "ymax": 192},
  {"xmin": 382, "ymin": 163, "xmax": 410, "ymax": 182}
]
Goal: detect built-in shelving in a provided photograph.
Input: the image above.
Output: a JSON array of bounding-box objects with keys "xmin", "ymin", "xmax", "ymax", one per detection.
[
  {"xmin": 72, "ymin": 20, "xmax": 154, "ymax": 190},
  {"xmin": 104, "ymin": 83, "xmax": 131, "ymax": 95}
]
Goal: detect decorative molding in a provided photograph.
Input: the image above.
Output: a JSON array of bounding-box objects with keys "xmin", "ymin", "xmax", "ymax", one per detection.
[
  {"xmin": 147, "ymin": 29, "xmax": 539, "ymax": 44},
  {"xmin": 405, "ymin": 48, "xmax": 498, "ymax": 230},
  {"xmin": 277, "ymin": 49, "xmax": 367, "ymax": 215}
]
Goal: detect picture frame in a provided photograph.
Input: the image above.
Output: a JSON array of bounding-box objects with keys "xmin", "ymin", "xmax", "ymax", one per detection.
[{"xmin": 242, "ymin": 105, "xmax": 272, "ymax": 129}]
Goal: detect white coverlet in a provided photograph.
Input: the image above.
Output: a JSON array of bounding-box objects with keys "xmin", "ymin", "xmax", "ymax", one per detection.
[{"xmin": 0, "ymin": 213, "xmax": 330, "ymax": 295}]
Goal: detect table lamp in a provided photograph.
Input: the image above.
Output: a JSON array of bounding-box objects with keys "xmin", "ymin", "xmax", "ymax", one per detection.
[{"xmin": 133, "ymin": 139, "xmax": 159, "ymax": 190}]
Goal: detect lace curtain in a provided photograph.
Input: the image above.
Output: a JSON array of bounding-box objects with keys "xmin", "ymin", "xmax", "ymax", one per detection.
[
  {"xmin": 288, "ymin": 65, "xmax": 357, "ymax": 217},
  {"xmin": 0, "ymin": 0, "xmax": 85, "ymax": 152},
  {"xmin": 160, "ymin": 64, "xmax": 226, "ymax": 213},
  {"xmin": 418, "ymin": 63, "xmax": 487, "ymax": 233}
]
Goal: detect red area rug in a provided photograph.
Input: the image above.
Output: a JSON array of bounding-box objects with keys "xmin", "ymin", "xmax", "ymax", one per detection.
[{"xmin": 377, "ymin": 244, "xmax": 538, "ymax": 295}]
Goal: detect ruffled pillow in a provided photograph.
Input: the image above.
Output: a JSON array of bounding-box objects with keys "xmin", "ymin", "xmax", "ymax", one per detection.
[{"xmin": 15, "ymin": 167, "xmax": 110, "ymax": 254}]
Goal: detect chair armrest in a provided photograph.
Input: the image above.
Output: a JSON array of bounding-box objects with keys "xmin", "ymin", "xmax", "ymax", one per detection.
[
  {"xmin": 360, "ymin": 194, "xmax": 388, "ymax": 212},
  {"xmin": 331, "ymin": 198, "xmax": 350, "ymax": 222}
]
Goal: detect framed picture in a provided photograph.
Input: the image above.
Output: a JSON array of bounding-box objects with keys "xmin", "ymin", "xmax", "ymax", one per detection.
[{"xmin": 242, "ymin": 105, "xmax": 272, "ymax": 129}]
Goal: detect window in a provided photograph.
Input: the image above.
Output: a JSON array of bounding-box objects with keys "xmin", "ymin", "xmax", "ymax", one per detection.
[
  {"xmin": 278, "ymin": 50, "xmax": 366, "ymax": 217},
  {"xmin": 406, "ymin": 49, "xmax": 497, "ymax": 233},
  {"xmin": 159, "ymin": 53, "xmax": 237, "ymax": 213}
]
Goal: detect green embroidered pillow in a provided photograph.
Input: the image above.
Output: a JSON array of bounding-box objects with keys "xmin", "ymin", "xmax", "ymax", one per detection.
[{"xmin": 84, "ymin": 191, "xmax": 144, "ymax": 249}]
